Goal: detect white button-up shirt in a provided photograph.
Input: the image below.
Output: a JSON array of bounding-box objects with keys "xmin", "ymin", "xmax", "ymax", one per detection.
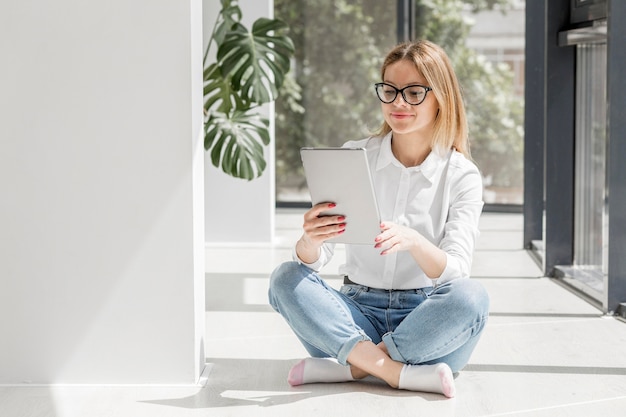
[{"xmin": 295, "ymin": 133, "xmax": 484, "ymax": 290}]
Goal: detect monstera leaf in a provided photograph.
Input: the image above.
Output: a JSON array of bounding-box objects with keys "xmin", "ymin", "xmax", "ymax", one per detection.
[
  {"xmin": 203, "ymin": 62, "xmax": 244, "ymax": 115},
  {"xmin": 204, "ymin": 0, "xmax": 294, "ymax": 180},
  {"xmin": 218, "ymin": 19, "xmax": 293, "ymax": 105},
  {"xmin": 205, "ymin": 110, "xmax": 270, "ymax": 181},
  {"xmin": 207, "ymin": 0, "xmax": 241, "ymax": 52}
]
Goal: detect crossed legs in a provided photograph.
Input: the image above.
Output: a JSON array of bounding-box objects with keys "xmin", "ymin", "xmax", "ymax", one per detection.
[{"xmin": 268, "ymin": 262, "xmax": 489, "ymax": 397}]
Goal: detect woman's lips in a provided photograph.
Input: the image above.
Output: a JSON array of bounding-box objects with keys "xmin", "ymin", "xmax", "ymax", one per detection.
[{"xmin": 391, "ymin": 112, "xmax": 413, "ymax": 119}]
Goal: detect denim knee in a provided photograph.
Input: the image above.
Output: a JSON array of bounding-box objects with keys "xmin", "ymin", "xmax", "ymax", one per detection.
[
  {"xmin": 436, "ymin": 278, "xmax": 490, "ymax": 320},
  {"xmin": 464, "ymin": 279, "xmax": 490, "ymax": 319},
  {"xmin": 268, "ymin": 261, "xmax": 309, "ymax": 310},
  {"xmin": 381, "ymin": 279, "xmax": 490, "ymax": 369}
]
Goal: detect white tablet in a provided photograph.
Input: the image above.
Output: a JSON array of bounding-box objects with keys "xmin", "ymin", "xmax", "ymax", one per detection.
[{"xmin": 300, "ymin": 147, "xmax": 381, "ymax": 244}]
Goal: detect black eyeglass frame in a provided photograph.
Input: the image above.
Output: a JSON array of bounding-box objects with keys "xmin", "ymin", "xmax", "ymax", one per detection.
[{"xmin": 374, "ymin": 82, "xmax": 433, "ymax": 106}]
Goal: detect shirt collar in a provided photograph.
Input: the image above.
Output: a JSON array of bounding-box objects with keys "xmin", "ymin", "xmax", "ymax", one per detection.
[
  {"xmin": 375, "ymin": 132, "xmax": 449, "ymax": 183},
  {"xmin": 374, "ymin": 132, "xmax": 395, "ymax": 171}
]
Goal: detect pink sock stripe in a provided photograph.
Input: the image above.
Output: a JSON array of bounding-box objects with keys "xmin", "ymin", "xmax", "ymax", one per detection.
[
  {"xmin": 439, "ymin": 366, "xmax": 456, "ymax": 398},
  {"xmin": 287, "ymin": 359, "xmax": 306, "ymax": 386}
]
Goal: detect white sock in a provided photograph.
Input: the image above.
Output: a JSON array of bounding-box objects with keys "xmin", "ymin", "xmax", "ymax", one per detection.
[
  {"xmin": 287, "ymin": 357, "xmax": 355, "ymax": 386},
  {"xmin": 398, "ymin": 363, "xmax": 456, "ymax": 398}
]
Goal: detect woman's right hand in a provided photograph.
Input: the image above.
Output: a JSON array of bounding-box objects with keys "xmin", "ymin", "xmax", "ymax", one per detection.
[{"xmin": 296, "ymin": 202, "xmax": 346, "ymax": 263}]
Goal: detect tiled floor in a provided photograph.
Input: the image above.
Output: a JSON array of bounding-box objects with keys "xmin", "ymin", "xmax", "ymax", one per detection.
[{"xmin": 2, "ymin": 210, "xmax": 626, "ymax": 417}]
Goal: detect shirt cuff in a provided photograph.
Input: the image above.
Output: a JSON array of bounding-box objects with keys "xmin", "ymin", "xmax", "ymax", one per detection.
[
  {"xmin": 436, "ymin": 253, "xmax": 470, "ymax": 284},
  {"xmin": 292, "ymin": 245, "xmax": 326, "ymax": 272}
]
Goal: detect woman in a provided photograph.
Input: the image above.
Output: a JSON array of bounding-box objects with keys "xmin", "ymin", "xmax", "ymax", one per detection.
[{"xmin": 268, "ymin": 40, "xmax": 489, "ymax": 398}]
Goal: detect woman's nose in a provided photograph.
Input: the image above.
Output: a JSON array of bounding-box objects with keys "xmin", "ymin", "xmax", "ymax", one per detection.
[{"xmin": 393, "ymin": 92, "xmax": 409, "ymax": 106}]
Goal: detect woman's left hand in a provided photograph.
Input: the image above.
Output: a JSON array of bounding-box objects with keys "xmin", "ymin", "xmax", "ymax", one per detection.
[
  {"xmin": 375, "ymin": 221, "xmax": 447, "ymax": 278},
  {"xmin": 374, "ymin": 221, "xmax": 420, "ymax": 255}
]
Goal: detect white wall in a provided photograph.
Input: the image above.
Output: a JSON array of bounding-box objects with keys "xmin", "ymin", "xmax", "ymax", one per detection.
[
  {"xmin": 203, "ymin": 0, "xmax": 275, "ymax": 243},
  {"xmin": 0, "ymin": 0, "xmax": 205, "ymax": 384}
]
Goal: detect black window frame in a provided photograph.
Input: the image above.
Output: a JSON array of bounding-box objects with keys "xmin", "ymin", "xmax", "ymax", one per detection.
[{"xmin": 570, "ymin": 0, "xmax": 607, "ymax": 25}]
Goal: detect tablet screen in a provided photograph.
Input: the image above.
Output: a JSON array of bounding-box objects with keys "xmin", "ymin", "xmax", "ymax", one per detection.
[{"xmin": 300, "ymin": 147, "xmax": 381, "ymax": 244}]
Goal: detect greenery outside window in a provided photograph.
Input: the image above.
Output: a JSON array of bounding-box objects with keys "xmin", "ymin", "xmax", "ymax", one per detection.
[{"xmin": 275, "ymin": 0, "xmax": 525, "ymax": 208}]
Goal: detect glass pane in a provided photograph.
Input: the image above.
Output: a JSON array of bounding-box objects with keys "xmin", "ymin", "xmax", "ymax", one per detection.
[
  {"xmin": 274, "ymin": 0, "xmax": 396, "ymax": 203},
  {"xmin": 459, "ymin": 3, "xmax": 525, "ymax": 205},
  {"xmin": 554, "ymin": 42, "xmax": 607, "ymax": 302},
  {"xmin": 575, "ymin": 44, "xmax": 606, "ymax": 268},
  {"xmin": 572, "ymin": 43, "xmax": 607, "ymax": 291},
  {"xmin": 274, "ymin": 1, "xmax": 525, "ymax": 207}
]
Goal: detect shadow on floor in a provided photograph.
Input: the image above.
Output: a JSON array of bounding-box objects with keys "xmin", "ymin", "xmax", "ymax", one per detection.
[
  {"xmin": 142, "ymin": 358, "xmax": 449, "ymax": 410},
  {"xmin": 464, "ymin": 364, "xmax": 626, "ymax": 375},
  {"xmin": 205, "ymin": 272, "xmax": 343, "ymax": 313},
  {"xmin": 206, "ymin": 273, "xmax": 274, "ymax": 313}
]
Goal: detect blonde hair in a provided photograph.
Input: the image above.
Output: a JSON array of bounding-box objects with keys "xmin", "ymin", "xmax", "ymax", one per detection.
[{"xmin": 374, "ymin": 40, "xmax": 470, "ymax": 158}]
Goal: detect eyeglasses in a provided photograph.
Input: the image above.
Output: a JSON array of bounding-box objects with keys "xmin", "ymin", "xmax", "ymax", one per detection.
[{"xmin": 374, "ymin": 82, "xmax": 432, "ymax": 106}]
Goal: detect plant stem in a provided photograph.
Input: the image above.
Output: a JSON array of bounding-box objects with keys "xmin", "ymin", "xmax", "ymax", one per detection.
[{"xmin": 204, "ymin": 6, "xmax": 223, "ymax": 66}]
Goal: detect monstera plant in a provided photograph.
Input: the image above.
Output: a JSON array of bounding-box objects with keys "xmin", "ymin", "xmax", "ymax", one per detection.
[{"xmin": 204, "ymin": 0, "xmax": 295, "ymax": 180}]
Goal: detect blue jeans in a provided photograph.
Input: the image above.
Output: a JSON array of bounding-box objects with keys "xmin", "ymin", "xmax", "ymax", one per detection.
[{"xmin": 268, "ymin": 261, "xmax": 489, "ymax": 373}]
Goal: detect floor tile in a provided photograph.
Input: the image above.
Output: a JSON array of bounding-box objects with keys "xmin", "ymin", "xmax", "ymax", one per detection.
[{"xmin": 3, "ymin": 212, "xmax": 626, "ymax": 417}]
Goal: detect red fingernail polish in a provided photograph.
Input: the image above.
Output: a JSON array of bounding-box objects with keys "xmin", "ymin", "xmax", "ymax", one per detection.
[
  {"xmin": 338, "ymin": 216, "xmax": 345, "ymax": 221},
  {"xmin": 329, "ymin": 203, "xmax": 336, "ymax": 208}
]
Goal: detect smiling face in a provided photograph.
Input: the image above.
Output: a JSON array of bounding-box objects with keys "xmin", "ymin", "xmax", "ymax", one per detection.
[
  {"xmin": 374, "ymin": 40, "xmax": 469, "ymax": 158},
  {"xmin": 380, "ymin": 59, "xmax": 439, "ymax": 141}
]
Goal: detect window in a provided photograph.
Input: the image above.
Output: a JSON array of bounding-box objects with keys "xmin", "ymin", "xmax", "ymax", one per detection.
[
  {"xmin": 274, "ymin": 0, "xmax": 396, "ymax": 204},
  {"xmin": 275, "ymin": 0, "xmax": 525, "ymax": 208}
]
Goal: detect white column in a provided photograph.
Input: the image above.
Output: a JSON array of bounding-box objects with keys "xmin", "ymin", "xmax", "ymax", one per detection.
[{"xmin": 0, "ymin": 0, "xmax": 205, "ymax": 383}]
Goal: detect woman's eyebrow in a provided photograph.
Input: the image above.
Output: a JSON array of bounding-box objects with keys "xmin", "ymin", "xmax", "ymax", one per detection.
[{"xmin": 383, "ymin": 80, "xmax": 425, "ymax": 86}]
